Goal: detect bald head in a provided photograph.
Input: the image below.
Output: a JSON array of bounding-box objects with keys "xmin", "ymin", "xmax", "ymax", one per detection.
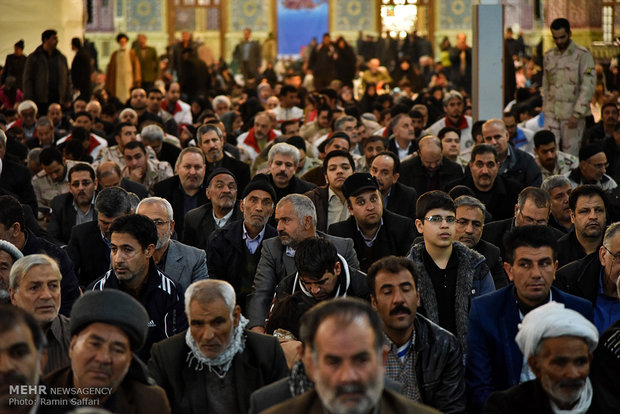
[{"xmin": 97, "ymin": 162, "xmax": 122, "ymax": 188}]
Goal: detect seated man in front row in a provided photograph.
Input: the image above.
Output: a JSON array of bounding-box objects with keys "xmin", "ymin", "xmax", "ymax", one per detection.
[
  {"xmin": 466, "ymin": 226, "xmax": 593, "ymax": 414},
  {"xmin": 484, "ymin": 302, "xmax": 606, "ymax": 413},
  {"xmin": 149, "ymin": 279, "xmax": 289, "ymax": 414}
]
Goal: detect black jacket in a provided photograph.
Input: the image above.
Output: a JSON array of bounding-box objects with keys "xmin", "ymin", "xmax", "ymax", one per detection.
[
  {"xmin": 183, "ymin": 202, "xmax": 242, "ymax": 251},
  {"xmin": 22, "ymin": 230, "xmax": 80, "ymax": 316},
  {"xmin": 556, "ymin": 229, "xmax": 591, "ymax": 268},
  {"xmin": 266, "ymin": 173, "xmax": 316, "ymax": 204},
  {"xmin": 590, "ymin": 318, "xmax": 620, "ymax": 411},
  {"xmin": 274, "ymin": 255, "xmax": 370, "ymax": 302},
  {"xmin": 328, "ymin": 209, "xmax": 416, "ymax": 272},
  {"xmin": 388, "ymin": 137, "xmax": 417, "ymax": 158},
  {"xmin": 89, "ymin": 261, "xmax": 187, "ymax": 362},
  {"xmin": 304, "ymin": 185, "xmax": 330, "ymax": 232},
  {"xmin": 482, "ymin": 218, "xmax": 565, "ymax": 259},
  {"xmin": 206, "ymin": 219, "xmax": 277, "ymax": 312},
  {"xmin": 499, "ymin": 146, "xmax": 542, "ymax": 188},
  {"xmin": 66, "ymin": 220, "xmax": 111, "ymax": 287},
  {"xmin": 153, "ymin": 175, "xmax": 209, "ymax": 240},
  {"xmin": 400, "ymin": 156, "xmax": 464, "ymax": 195},
  {"xmin": 0, "ymin": 158, "xmax": 38, "ymax": 214},
  {"xmin": 555, "ymin": 251, "xmax": 600, "ymax": 304},
  {"xmin": 444, "ymin": 175, "xmax": 522, "ymax": 221},
  {"xmin": 412, "ymin": 314, "xmax": 466, "ymax": 413},
  {"xmin": 385, "ymin": 181, "xmax": 417, "ymax": 220},
  {"xmin": 474, "ymin": 239, "xmax": 508, "ymax": 289},
  {"xmin": 157, "ymin": 141, "xmax": 182, "ymax": 170},
  {"xmin": 206, "ymin": 153, "xmax": 251, "ymax": 199},
  {"xmin": 48, "ymin": 192, "xmax": 97, "ymax": 245},
  {"xmin": 120, "ymin": 177, "xmax": 149, "ymax": 199}
]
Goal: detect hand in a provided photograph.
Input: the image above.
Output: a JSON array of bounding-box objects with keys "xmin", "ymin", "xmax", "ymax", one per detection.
[
  {"xmin": 250, "ymin": 326, "xmax": 266, "ymax": 334},
  {"xmin": 279, "ymin": 340, "xmax": 302, "ymax": 369},
  {"xmin": 129, "ymin": 167, "xmax": 145, "ymax": 182},
  {"xmin": 567, "ymin": 116, "xmax": 579, "ymax": 129}
]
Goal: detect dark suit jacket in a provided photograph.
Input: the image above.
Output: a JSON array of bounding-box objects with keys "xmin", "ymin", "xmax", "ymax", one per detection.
[
  {"xmin": 148, "ymin": 329, "xmax": 289, "ymax": 414},
  {"xmin": 183, "ymin": 202, "xmax": 242, "ymax": 251},
  {"xmin": 48, "ymin": 192, "xmax": 97, "ymax": 245},
  {"xmin": 556, "ymin": 229, "xmax": 589, "ymax": 268},
  {"xmin": 466, "ymin": 285, "xmax": 594, "ymax": 414},
  {"xmin": 206, "ymin": 154, "xmax": 251, "ymax": 199},
  {"xmin": 153, "ymin": 175, "xmax": 209, "ymax": 241},
  {"xmin": 444, "ymin": 174, "xmax": 522, "ymax": 221},
  {"xmin": 66, "ymin": 220, "xmax": 111, "ymax": 287},
  {"xmin": 162, "ymin": 239, "xmax": 208, "ymax": 293},
  {"xmin": 120, "ymin": 177, "xmax": 149, "ymax": 199},
  {"xmin": 304, "ymin": 185, "xmax": 330, "ymax": 232},
  {"xmin": 400, "ymin": 156, "xmax": 464, "ymax": 195},
  {"xmin": 474, "ymin": 239, "xmax": 508, "ymax": 289},
  {"xmin": 0, "ymin": 158, "xmax": 38, "ymax": 214},
  {"xmin": 482, "ymin": 218, "xmax": 566, "ymax": 260},
  {"xmin": 248, "ymin": 231, "xmax": 359, "ymax": 329},
  {"xmin": 385, "ymin": 181, "xmax": 417, "ymax": 220},
  {"xmin": 206, "ymin": 219, "xmax": 277, "ymax": 312},
  {"xmin": 263, "ymin": 389, "xmax": 439, "ymax": 414},
  {"xmin": 388, "ymin": 137, "xmax": 417, "ymax": 158},
  {"xmin": 328, "ymin": 209, "xmax": 416, "ymax": 272},
  {"xmin": 555, "ymin": 251, "xmax": 601, "ymax": 305},
  {"xmin": 484, "ymin": 378, "xmax": 608, "ymax": 414},
  {"xmin": 157, "ymin": 141, "xmax": 181, "ymax": 168},
  {"xmin": 266, "ymin": 173, "xmax": 316, "ymax": 203}
]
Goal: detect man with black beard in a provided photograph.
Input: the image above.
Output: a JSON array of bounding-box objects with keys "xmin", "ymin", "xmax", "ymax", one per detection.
[{"xmin": 136, "ymin": 197, "xmax": 207, "ymax": 293}]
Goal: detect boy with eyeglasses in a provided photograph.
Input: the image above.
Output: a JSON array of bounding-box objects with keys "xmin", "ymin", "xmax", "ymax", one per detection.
[{"xmin": 408, "ymin": 190, "xmax": 494, "ymax": 349}]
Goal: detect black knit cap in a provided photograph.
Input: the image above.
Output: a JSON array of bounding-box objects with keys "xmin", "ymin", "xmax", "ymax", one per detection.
[
  {"xmin": 579, "ymin": 143, "xmax": 604, "ymax": 162},
  {"xmin": 242, "ymin": 175, "xmax": 276, "ymax": 201},
  {"xmin": 70, "ymin": 290, "xmax": 149, "ymax": 351},
  {"xmin": 342, "ymin": 173, "xmax": 379, "ymax": 199},
  {"xmin": 206, "ymin": 167, "xmax": 237, "ymax": 186}
]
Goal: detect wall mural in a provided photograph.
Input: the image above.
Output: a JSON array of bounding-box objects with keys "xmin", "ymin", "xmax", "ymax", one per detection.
[
  {"xmin": 126, "ymin": 0, "xmax": 163, "ymax": 31},
  {"xmin": 440, "ymin": 0, "xmax": 472, "ymax": 30},
  {"xmin": 230, "ymin": 0, "xmax": 269, "ymax": 32},
  {"xmin": 278, "ymin": 0, "xmax": 328, "ymax": 56},
  {"xmin": 334, "ymin": 0, "xmax": 374, "ymax": 32}
]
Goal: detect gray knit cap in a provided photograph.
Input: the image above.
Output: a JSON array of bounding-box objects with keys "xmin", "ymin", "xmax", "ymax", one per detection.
[{"xmin": 0, "ymin": 240, "xmax": 23, "ymax": 262}]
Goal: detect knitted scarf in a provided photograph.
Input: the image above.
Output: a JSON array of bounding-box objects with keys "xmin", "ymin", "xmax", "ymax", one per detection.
[{"xmin": 185, "ymin": 315, "xmax": 249, "ymax": 379}]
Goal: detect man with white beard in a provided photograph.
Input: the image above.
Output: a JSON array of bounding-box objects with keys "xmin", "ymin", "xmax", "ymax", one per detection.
[
  {"xmin": 484, "ymin": 302, "xmax": 608, "ymax": 413},
  {"xmin": 136, "ymin": 197, "xmax": 208, "ymax": 294}
]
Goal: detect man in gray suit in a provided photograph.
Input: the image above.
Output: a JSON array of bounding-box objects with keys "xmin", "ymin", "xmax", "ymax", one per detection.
[
  {"xmin": 248, "ymin": 194, "xmax": 359, "ymax": 333},
  {"xmin": 136, "ymin": 197, "xmax": 208, "ymax": 293}
]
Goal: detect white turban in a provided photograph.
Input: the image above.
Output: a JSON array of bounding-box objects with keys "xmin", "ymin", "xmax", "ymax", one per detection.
[{"xmin": 515, "ymin": 302, "xmax": 598, "ymax": 358}]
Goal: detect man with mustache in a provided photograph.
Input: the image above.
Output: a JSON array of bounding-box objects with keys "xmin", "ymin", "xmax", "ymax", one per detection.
[
  {"xmin": 368, "ymin": 256, "xmax": 465, "ymax": 412},
  {"xmin": 264, "ymin": 143, "xmax": 315, "ymax": 204},
  {"xmin": 248, "ymin": 194, "xmax": 358, "ymax": 333},
  {"xmin": 466, "ymin": 226, "xmax": 593, "ymax": 413},
  {"xmin": 533, "ymin": 130, "xmax": 578, "ymax": 180},
  {"xmin": 567, "ymin": 143, "xmax": 617, "ymax": 191},
  {"xmin": 262, "ymin": 298, "xmax": 439, "ymax": 414},
  {"xmin": 136, "ymin": 197, "xmax": 208, "ymax": 294},
  {"xmin": 207, "ymin": 178, "xmax": 277, "ymax": 314},
  {"xmin": 445, "ymin": 144, "xmax": 522, "ymax": 221},
  {"xmin": 541, "ymin": 175, "xmax": 574, "ymax": 234},
  {"xmin": 122, "ymin": 139, "xmax": 173, "ymax": 194},
  {"xmin": 370, "ymin": 151, "xmax": 417, "ymax": 220},
  {"xmin": 48, "ymin": 163, "xmax": 98, "ymax": 244},
  {"xmin": 198, "ymin": 124, "xmax": 250, "ymax": 198},
  {"xmin": 484, "ymin": 302, "xmax": 606, "ymax": 413},
  {"xmin": 304, "ymin": 150, "xmax": 355, "ymax": 232},
  {"xmin": 154, "ymin": 147, "xmax": 208, "ymax": 241},
  {"xmin": 42, "ymin": 290, "xmax": 170, "ymax": 413},
  {"xmin": 88, "ymin": 214, "xmax": 187, "ymax": 362},
  {"xmin": 183, "ymin": 167, "xmax": 242, "ymax": 251},
  {"xmin": 556, "ymin": 185, "xmax": 607, "ymax": 268},
  {"xmin": 10, "ymin": 254, "xmax": 71, "ymax": 375},
  {"xmin": 149, "ymin": 279, "xmax": 288, "ymax": 413},
  {"xmin": 0, "ymin": 305, "xmax": 46, "ymax": 413}
]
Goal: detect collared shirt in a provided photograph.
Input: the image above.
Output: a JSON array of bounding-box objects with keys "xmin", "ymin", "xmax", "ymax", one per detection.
[
  {"xmin": 213, "ymin": 208, "xmax": 234, "ymax": 228},
  {"xmin": 327, "ymin": 187, "xmax": 350, "ymax": 228},
  {"xmin": 383, "ymin": 332, "xmax": 421, "ymax": 402},
  {"xmin": 594, "ymin": 269, "xmax": 620, "ymax": 333},
  {"xmin": 356, "ymin": 218, "xmax": 383, "ymax": 247},
  {"xmin": 72, "ymin": 194, "xmax": 96, "ymax": 226},
  {"xmin": 394, "ymin": 139, "xmax": 413, "ymax": 160},
  {"xmin": 243, "ymin": 223, "xmax": 266, "ymax": 254},
  {"xmin": 44, "ymin": 314, "xmax": 71, "ymax": 375}
]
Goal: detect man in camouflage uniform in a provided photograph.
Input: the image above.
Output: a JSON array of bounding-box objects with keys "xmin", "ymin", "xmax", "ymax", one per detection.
[
  {"xmin": 543, "ymin": 18, "xmax": 596, "ymax": 157},
  {"xmin": 32, "ymin": 147, "xmax": 81, "ymax": 208},
  {"xmin": 121, "ymin": 140, "xmax": 173, "ymax": 195},
  {"xmin": 533, "ymin": 130, "xmax": 578, "ymax": 180},
  {"xmin": 94, "ymin": 121, "xmax": 157, "ymax": 169}
]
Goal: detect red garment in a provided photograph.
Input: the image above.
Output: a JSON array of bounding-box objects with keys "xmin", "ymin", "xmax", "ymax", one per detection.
[
  {"xmin": 243, "ymin": 127, "xmax": 277, "ymax": 153},
  {"xmin": 162, "ymin": 99, "xmax": 182, "ymax": 115},
  {"xmin": 445, "ymin": 115, "xmax": 469, "ymax": 131},
  {"xmin": 63, "ymin": 134, "xmax": 100, "ymax": 155}
]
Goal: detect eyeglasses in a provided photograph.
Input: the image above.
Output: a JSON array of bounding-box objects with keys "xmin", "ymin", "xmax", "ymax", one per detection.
[
  {"xmin": 587, "ymin": 161, "xmax": 609, "ymax": 170},
  {"xmin": 424, "ymin": 215, "xmax": 456, "ymax": 224},
  {"xmin": 518, "ymin": 211, "xmax": 548, "ymax": 226},
  {"xmin": 455, "ymin": 218, "xmax": 482, "ymax": 228},
  {"xmin": 152, "ymin": 219, "xmax": 170, "ymax": 227},
  {"xmin": 604, "ymin": 246, "xmax": 620, "ymax": 262}
]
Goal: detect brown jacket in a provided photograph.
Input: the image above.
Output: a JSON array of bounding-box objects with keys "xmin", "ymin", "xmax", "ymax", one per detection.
[{"xmin": 105, "ymin": 49, "xmax": 142, "ymax": 98}]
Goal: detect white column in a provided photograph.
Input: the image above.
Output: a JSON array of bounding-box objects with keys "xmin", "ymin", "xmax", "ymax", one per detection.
[{"xmin": 472, "ymin": 1, "xmax": 504, "ymax": 121}]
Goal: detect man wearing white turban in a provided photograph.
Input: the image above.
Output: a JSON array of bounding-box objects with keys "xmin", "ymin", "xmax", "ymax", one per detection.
[{"xmin": 484, "ymin": 301, "xmax": 609, "ymax": 413}]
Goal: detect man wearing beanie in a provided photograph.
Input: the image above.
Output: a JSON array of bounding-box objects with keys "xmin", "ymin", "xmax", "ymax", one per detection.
[
  {"xmin": 566, "ymin": 143, "xmax": 617, "ymax": 191},
  {"xmin": 41, "ymin": 290, "xmax": 171, "ymax": 413},
  {"xmin": 484, "ymin": 302, "xmax": 608, "ymax": 413},
  {"xmin": 0, "ymin": 239, "xmax": 23, "ymax": 303},
  {"xmin": 89, "ymin": 214, "xmax": 187, "ymax": 362},
  {"xmin": 183, "ymin": 167, "xmax": 242, "ymax": 251},
  {"xmin": 207, "ymin": 176, "xmax": 277, "ymax": 314}
]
